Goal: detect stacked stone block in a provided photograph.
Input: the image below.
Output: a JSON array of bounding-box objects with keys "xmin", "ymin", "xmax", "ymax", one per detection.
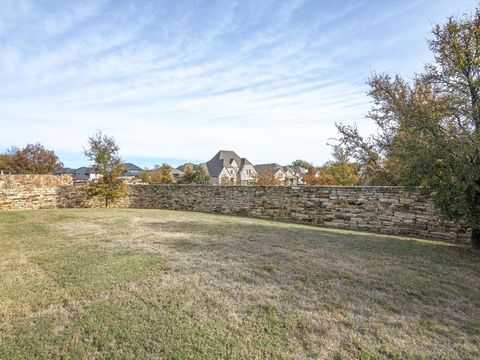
[{"xmin": 0, "ymin": 175, "xmax": 469, "ymax": 243}]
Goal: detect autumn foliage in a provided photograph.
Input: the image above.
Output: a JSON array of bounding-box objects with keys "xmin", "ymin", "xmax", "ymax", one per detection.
[
  {"xmin": 83, "ymin": 131, "xmax": 127, "ymax": 207},
  {"xmin": 141, "ymin": 164, "xmax": 174, "ymax": 184},
  {"xmin": 254, "ymin": 171, "xmax": 281, "ymax": 185},
  {"xmin": 182, "ymin": 164, "xmax": 210, "ymax": 184},
  {"xmin": 0, "ymin": 143, "xmax": 63, "ymax": 174},
  {"xmin": 336, "ymin": 9, "xmax": 480, "ymax": 249}
]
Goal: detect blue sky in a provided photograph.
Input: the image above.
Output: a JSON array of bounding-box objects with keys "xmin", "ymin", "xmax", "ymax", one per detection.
[{"xmin": 0, "ymin": 0, "xmax": 477, "ymax": 168}]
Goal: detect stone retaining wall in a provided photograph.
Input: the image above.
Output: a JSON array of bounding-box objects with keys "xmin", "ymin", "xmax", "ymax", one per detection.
[
  {"xmin": 0, "ymin": 175, "xmax": 100, "ymax": 210},
  {"xmin": 0, "ymin": 174, "xmax": 73, "ymax": 210},
  {"xmin": 0, "ymin": 175, "xmax": 469, "ymax": 243},
  {"xmin": 124, "ymin": 184, "xmax": 469, "ymax": 243}
]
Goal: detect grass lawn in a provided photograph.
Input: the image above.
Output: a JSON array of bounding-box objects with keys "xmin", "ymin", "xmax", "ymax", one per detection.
[{"xmin": 0, "ymin": 209, "xmax": 479, "ymax": 359}]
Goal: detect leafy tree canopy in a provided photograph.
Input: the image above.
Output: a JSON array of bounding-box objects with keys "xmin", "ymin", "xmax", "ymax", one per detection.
[
  {"xmin": 254, "ymin": 171, "xmax": 281, "ymax": 185},
  {"xmin": 0, "ymin": 143, "xmax": 62, "ymax": 174},
  {"xmin": 182, "ymin": 164, "xmax": 210, "ymax": 184},
  {"xmin": 83, "ymin": 131, "xmax": 126, "ymax": 207},
  {"xmin": 336, "ymin": 9, "xmax": 480, "ymax": 249},
  {"xmin": 322, "ymin": 147, "xmax": 359, "ymax": 186},
  {"xmin": 292, "ymin": 159, "xmax": 313, "ymax": 170},
  {"xmin": 141, "ymin": 164, "xmax": 174, "ymax": 184}
]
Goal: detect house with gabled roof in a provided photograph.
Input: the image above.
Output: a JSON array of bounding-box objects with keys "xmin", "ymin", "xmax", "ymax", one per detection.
[
  {"xmin": 254, "ymin": 163, "xmax": 287, "ymax": 184},
  {"xmin": 205, "ymin": 150, "xmax": 256, "ymax": 185},
  {"xmin": 122, "ymin": 163, "xmax": 143, "ymax": 179},
  {"xmin": 284, "ymin": 165, "xmax": 307, "ymax": 185},
  {"xmin": 254, "ymin": 163, "xmax": 306, "ymax": 185},
  {"xmin": 170, "ymin": 168, "xmax": 184, "ymax": 182},
  {"xmin": 56, "ymin": 162, "xmax": 144, "ymax": 183},
  {"xmin": 176, "ymin": 163, "xmax": 195, "ymax": 172},
  {"xmin": 54, "ymin": 167, "xmax": 100, "ymax": 182}
]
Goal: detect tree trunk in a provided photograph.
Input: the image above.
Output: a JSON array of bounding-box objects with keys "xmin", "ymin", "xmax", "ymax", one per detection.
[
  {"xmin": 472, "ymin": 228, "xmax": 480, "ymax": 251},
  {"xmin": 105, "ymin": 196, "xmax": 108, "ymax": 208}
]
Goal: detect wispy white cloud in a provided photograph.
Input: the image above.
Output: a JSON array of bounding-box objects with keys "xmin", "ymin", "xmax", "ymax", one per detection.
[
  {"xmin": 0, "ymin": 0, "xmax": 477, "ymax": 167},
  {"xmin": 42, "ymin": 0, "xmax": 107, "ymax": 36}
]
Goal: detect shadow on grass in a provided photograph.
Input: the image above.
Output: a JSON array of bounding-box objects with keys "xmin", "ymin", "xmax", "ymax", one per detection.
[
  {"xmin": 143, "ymin": 214, "xmax": 467, "ymax": 255},
  {"xmin": 142, "ymin": 214, "xmax": 480, "ymax": 288},
  {"xmin": 2, "ymin": 208, "xmax": 479, "ymax": 359}
]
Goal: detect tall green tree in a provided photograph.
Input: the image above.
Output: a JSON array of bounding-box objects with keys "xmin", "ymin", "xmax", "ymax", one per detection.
[
  {"xmin": 83, "ymin": 131, "xmax": 127, "ymax": 207},
  {"xmin": 182, "ymin": 164, "xmax": 210, "ymax": 184},
  {"xmin": 324, "ymin": 147, "xmax": 359, "ymax": 186},
  {"xmin": 337, "ymin": 9, "xmax": 480, "ymax": 249}
]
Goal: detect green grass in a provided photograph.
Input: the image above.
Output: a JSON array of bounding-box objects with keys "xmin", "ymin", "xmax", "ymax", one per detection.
[{"xmin": 0, "ymin": 209, "xmax": 479, "ymax": 359}]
